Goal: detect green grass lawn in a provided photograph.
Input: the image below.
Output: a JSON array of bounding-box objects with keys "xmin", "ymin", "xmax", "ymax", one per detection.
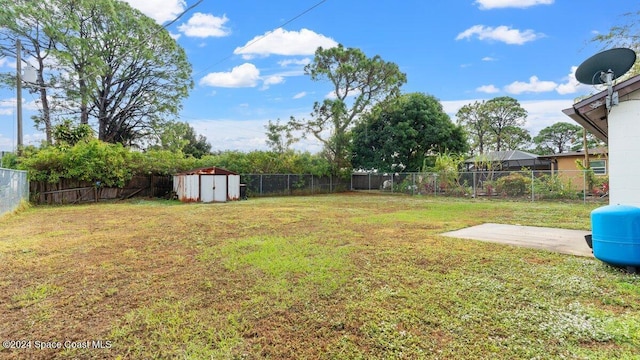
[{"xmin": 0, "ymin": 193, "xmax": 638, "ymax": 359}]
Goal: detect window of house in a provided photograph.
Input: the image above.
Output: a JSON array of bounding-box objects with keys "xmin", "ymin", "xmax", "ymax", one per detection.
[{"xmin": 591, "ymin": 160, "xmax": 606, "ymax": 175}]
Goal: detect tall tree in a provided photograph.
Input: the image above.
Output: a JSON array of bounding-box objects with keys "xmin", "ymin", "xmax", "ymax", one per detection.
[
  {"xmin": 570, "ymin": 129, "xmax": 606, "ymax": 152},
  {"xmin": 290, "ymin": 44, "xmax": 406, "ymax": 174},
  {"xmin": 501, "ymin": 126, "xmax": 531, "ymax": 151},
  {"xmin": 0, "ymin": 0, "xmax": 58, "ymax": 143},
  {"xmin": 533, "ymin": 122, "xmax": 582, "ymax": 154},
  {"xmin": 484, "ymin": 96, "xmax": 527, "ymax": 152},
  {"xmin": 2, "ymin": 0, "xmax": 193, "ymax": 146},
  {"xmin": 351, "ymin": 93, "xmax": 467, "ymax": 172},
  {"xmin": 49, "ymin": 0, "xmax": 193, "ymax": 144},
  {"xmin": 456, "ymin": 100, "xmax": 492, "ymax": 155}
]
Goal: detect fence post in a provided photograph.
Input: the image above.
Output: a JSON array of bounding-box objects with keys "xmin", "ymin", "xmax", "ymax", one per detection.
[
  {"xmin": 434, "ymin": 174, "xmax": 437, "ymax": 196},
  {"xmin": 531, "ymin": 171, "xmax": 535, "ymax": 202},
  {"xmin": 473, "ymin": 171, "xmax": 477, "ymax": 198},
  {"xmin": 412, "ymin": 173, "xmax": 415, "ymax": 195},
  {"xmin": 287, "ymin": 174, "xmax": 290, "ymax": 195},
  {"xmin": 583, "ymin": 170, "xmax": 586, "ymax": 204},
  {"xmin": 330, "ymin": 175, "xmax": 333, "ymax": 193},
  {"xmin": 311, "ymin": 175, "xmax": 314, "ymax": 194},
  {"xmin": 260, "ymin": 175, "xmax": 263, "ymax": 196}
]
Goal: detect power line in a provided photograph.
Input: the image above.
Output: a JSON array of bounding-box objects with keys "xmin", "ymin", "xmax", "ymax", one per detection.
[
  {"xmin": 163, "ymin": 0, "xmax": 204, "ymax": 29},
  {"xmin": 193, "ymin": 0, "xmax": 328, "ymax": 78}
]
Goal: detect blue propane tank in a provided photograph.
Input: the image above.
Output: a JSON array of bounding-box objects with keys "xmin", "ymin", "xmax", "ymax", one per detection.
[{"xmin": 591, "ymin": 205, "xmax": 640, "ymax": 267}]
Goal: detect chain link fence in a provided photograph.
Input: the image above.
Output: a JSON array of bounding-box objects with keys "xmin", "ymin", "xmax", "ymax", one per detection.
[
  {"xmin": 0, "ymin": 168, "xmax": 29, "ymax": 216},
  {"xmin": 351, "ymin": 170, "xmax": 609, "ymax": 203}
]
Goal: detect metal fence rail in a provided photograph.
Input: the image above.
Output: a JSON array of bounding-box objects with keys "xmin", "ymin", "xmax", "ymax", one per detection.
[
  {"xmin": 0, "ymin": 168, "xmax": 29, "ymax": 216},
  {"xmin": 351, "ymin": 170, "xmax": 608, "ymax": 203}
]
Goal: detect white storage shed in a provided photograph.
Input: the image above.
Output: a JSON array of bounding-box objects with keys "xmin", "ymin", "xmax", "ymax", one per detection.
[{"xmin": 173, "ymin": 167, "xmax": 241, "ymax": 203}]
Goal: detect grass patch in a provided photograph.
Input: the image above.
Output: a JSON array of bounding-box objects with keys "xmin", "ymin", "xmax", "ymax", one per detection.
[{"xmin": 0, "ymin": 193, "xmax": 638, "ymax": 359}]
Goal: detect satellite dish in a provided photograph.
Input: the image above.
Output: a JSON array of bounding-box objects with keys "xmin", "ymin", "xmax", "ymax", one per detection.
[
  {"xmin": 576, "ymin": 48, "xmax": 636, "ymax": 85},
  {"xmin": 575, "ymin": 48, "xmax": 636, "ymax": 111}
]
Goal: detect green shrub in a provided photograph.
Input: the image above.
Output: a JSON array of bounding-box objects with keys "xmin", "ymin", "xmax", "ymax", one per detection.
[
  {"xmin": 533, "ymin": 174, "xmax": 579, "ymax": 200},
  {"xmin": 17, "ymin": 141, "xmax": 333, "ymax": 187},
  {"xmin": 496, "ymin": 173, "xmax": 531, "ymax": 196},
  {"xmin": 20, "ymin": 140, "xmax": 133, "ymax": 187}
]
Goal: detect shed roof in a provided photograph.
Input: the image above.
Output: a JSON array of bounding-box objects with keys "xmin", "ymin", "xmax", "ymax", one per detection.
[
  {"xmin": 175, "ymin": 166, "xmax": 237, "ymax": 176},
  {"xmin": 562, "ymin": 74, "xmax": 640, "ymax": 143}
]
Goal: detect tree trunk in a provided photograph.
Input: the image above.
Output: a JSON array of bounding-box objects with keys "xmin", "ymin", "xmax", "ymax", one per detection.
[{"xmin": 36, "ymin": 58, "xmax": 52, "ymax": 143}]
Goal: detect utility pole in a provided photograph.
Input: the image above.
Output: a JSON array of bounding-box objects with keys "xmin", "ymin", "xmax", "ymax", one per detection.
[{"xmin": 16, "ymin": 39, "xmax": 23, "ymax": 154}]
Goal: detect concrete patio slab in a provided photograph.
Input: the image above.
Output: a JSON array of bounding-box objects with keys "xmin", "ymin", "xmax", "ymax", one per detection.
[{"xmin": 441, "ymin": 223, "xmax": 593, "ymax": 257}]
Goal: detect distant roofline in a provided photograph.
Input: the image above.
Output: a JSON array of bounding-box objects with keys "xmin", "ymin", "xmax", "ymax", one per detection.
[{"xmin": 539, "ymin": 147, "xmax": 608, "ymax": 159}]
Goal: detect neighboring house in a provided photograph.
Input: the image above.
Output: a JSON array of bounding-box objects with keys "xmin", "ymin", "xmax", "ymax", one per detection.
[
  {"xmin": 540, "ymin": 147, "xmax": 608, "ymax": 189},
  {"xmin": 464, "ymin": 150, "xmax": 552, "ymax": 171}
]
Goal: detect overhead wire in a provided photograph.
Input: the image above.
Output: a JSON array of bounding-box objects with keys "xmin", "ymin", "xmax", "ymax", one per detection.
[{"xmin": 192, "ymin": 0, "xmax": 328, "ymax": 78}]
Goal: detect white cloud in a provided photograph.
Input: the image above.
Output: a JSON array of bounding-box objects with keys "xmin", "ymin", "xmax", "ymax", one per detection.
[
  {"xmin": 456, "ymin": 25, "xmax": 544, "ymax": 45},
  {"xmin": 556, "ymin": 66, "xmax": 593, "ymax": 95},
  {"xmin": 482, "ymin": 56, "xmax": 497, "ymax": 61},
  {"xmin": 199, "ymin": 63, "xmax": 260, "ymax": 88},
  {"xmin": 234, "ymin": 28, "xmax": 338, "ymax": 59},
  {"xmin": 122, "ymin": 0, "xmax": 186, "ymax": 24},
  {"xmin": 477, "ymin": 84, "xmax": 500, "ymax": 93},
  {"xmin": 261, "ymin": 75, "xmax": 285, "ymax": 90},
  {"xmin": 326, "ymin": 88, "xmax": 361, "ymax": 100},
  {"xmin": 177, "ymin": 12, "xmax": 230, "ymax": 38},
  {"xmin": 293, "ymin": 92, "xmax": 307, "ymax": 99},
  {"xmin": 278, "ymin": 58, "xmax": 312, "ymax": 67},
  {"xmin": 504, "ymin": 76, "xmax": 558, "ymax": 94},
  {"xmin": 0, "ymin": 134, "xmax": 13, "ymax": 151},
  {"xmin": 520, "ymin": 99, "xmax": 575, "ymax": 134},
  {"xmin": 475, "ymin": 0, "xmax": 553, "ymax": 9},
  {"xmin": 0, "ymin": 98, "xmax": 38, "ymax": 113}
]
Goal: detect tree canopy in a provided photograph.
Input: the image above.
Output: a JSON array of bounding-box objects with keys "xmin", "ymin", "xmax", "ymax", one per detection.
[
  {"xmin": 484, "ymin": 97, "xmax": 527, "ymax": 152},
  {"xmin": 351, "ymin": 93, "xmax": 467, "ymax": 172},
  {"xmin": 456, "ymin": 101, "xmax": 491, "ymax": 155},
  {"xmin": 290, "ymin": 44, "xmax": 406, "ymax": 174},
  {"xmin": 0, "ymin": 0, "xmax": 193, "ymax": 146},
  {"xmin": 533, "ymin": 122, "xmax": 582, "ymax": 155},
  {"xmin": 0, "ymin": 0, "xmax": 58, "ymax": 142},
  {"xmin": 456, "ymin": 96, "xmax": 529, "ymax": 154}
]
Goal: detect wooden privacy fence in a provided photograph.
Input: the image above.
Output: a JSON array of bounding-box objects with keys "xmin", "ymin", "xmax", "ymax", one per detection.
[{"xmin": 31, "ymin": 175, "xmax": 172, "ymax": 205}]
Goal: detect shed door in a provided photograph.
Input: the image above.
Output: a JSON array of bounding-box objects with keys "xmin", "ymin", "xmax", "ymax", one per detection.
[
  {"xmin": 200, "ymin": 175, "xmax": 215, "ymax": 203},
  {"xmin": 213, "ymin": 175, "xmax": 227, "ymax": 202},
  {"xmin": 200, "ymin": 175, "xmax": 227, "ymax": 202}
]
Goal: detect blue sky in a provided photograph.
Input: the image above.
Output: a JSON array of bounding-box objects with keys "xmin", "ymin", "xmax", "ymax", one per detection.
[{"xmin": 0, "ymin": 0, "xmax": 637, "ymax": 153}]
